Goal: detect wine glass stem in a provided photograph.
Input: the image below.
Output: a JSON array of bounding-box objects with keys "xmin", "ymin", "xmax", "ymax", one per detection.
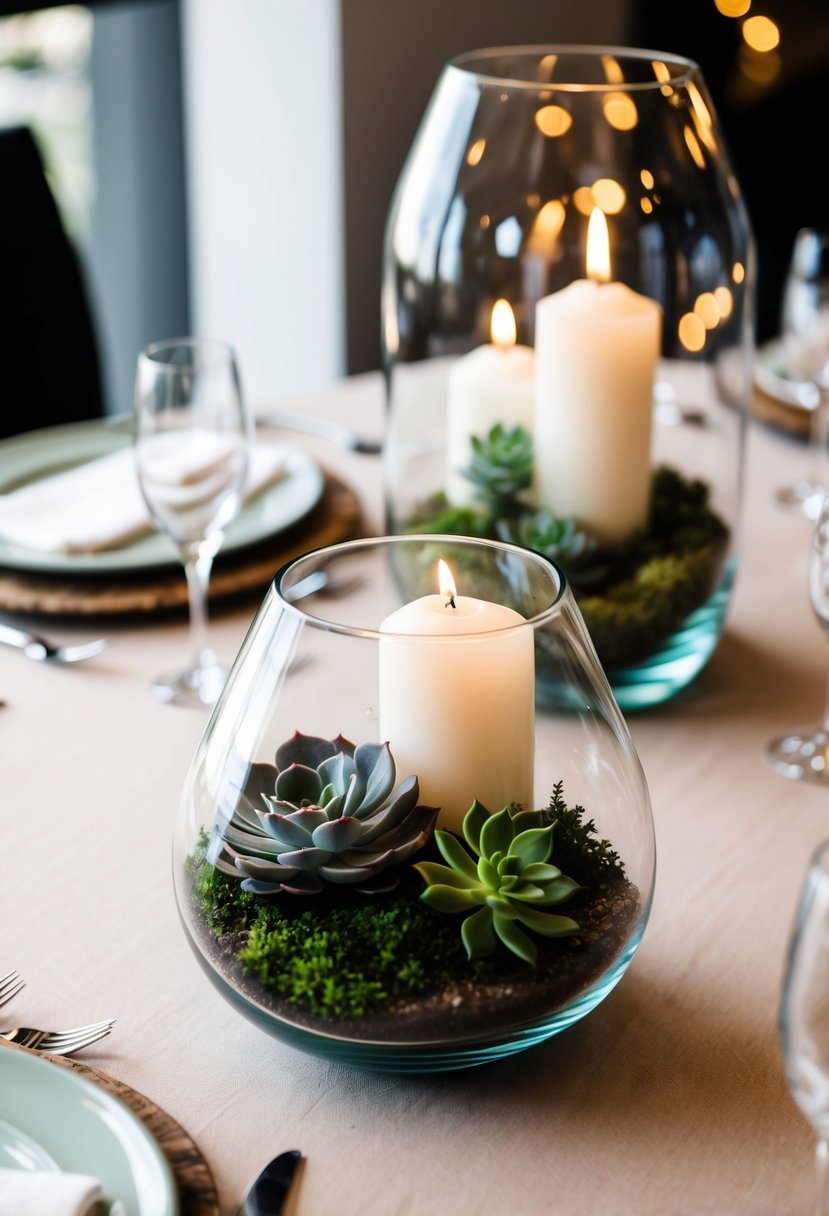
[{"xmin": 182, "ymin": 543, "xmax": 216, "ymax": 671}]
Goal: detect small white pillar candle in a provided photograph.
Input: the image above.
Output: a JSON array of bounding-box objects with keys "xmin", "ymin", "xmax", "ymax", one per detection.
[
  {"xmin": 445, "ymin": 300, "xmax": 535, "ymax": 507},
  {"xmin": 379, "ymin": 560, "xmax": 535, "ymax": 834},
  {"xmin": 534, "ymin": 209, "xmax": 662, "ymax": 543}
]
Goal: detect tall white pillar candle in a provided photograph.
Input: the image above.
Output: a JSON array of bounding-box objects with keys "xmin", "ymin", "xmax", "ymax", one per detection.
[
  {"xmin": 379, "ymin": 561, "xmax": 535, "ymax": 834},
  {"xmin": 534, "ymin": 210, "xmax": 662, "ymax": 543},
  {"xmin": 445, "ymin": 300, "xmax": 535, "ymax": 507}
]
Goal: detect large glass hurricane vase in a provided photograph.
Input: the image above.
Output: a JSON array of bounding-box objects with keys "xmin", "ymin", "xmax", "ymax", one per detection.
[{"xmin": 382, "ymin": 46, "xmax": 754, "ymax": 710}]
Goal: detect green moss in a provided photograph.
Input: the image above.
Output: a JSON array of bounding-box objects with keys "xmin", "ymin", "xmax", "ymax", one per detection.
[
  {"xmin": 405, "ymin": 465, "xmax": 729, "ymax": 668},
  {"xmin": 188, "ymin": 791, "xmax": 624, "ymax": 1017}
]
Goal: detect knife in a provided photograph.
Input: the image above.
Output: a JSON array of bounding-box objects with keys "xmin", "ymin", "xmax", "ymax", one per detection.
[{"xmin": 235, "ymin": 1150, "xmax": 302, "ymax": 1216}]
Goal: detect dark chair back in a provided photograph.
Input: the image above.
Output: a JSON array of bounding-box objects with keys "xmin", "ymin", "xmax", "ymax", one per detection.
[{"xmin": 0, "ymin": 124, "xmax": 104, "ymax": 439}]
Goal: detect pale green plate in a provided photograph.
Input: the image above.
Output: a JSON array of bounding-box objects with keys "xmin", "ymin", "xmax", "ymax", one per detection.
[
  {"xmin": 0, "ymin": 1048, "xmax": 179, "ymax": 1213},
  {"xmin": 0, "ymin": 417, "xmax": 324, "ymax": 575}
]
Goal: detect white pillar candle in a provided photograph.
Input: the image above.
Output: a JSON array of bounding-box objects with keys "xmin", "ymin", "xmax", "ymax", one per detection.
[
  {"xmin": 534, "ymin": 209, "xmax": 662, "ymax": 544},
  {"xmin": 379, "ymin": 560, "xmax": 535, "ymax": 835},
  {"xmin": 445, "ymin": 300, "xmax": 535, "ymax": 507}
]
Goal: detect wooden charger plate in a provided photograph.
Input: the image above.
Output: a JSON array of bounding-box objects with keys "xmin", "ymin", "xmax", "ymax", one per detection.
[
  {"xmin": 0, "ymin": 471, "xmax": 361, "ymax": 617},
  {"xmin": 1, "ymin": 1039, "xmax": 219, "ymax": 1214}
]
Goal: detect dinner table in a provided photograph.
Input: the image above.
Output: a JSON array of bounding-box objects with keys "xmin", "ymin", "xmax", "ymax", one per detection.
[{"xmin": 2, "ymin": 366, "xmax": 828, "ymax": 1215}]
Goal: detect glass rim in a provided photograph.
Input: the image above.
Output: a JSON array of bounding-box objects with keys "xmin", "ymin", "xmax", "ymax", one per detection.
[
  {"xmin": 272, "ymin": 533, "xmax": 568, "ymax": 640},
  {"xmin": 140, "ymin": 336, "xmax": 237, "ymax": 371},
  {"xmin": 448, "ymin": 44, "xmax": 700, "ymax": 92}
]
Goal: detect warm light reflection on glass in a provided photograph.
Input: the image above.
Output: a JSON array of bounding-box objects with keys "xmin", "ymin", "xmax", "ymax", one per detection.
[
  {"xmin": 716, "ymin": 0, "xmax": 750, "ymax": 14},
  {"xmin": 592, "ymin": 178, "xmax": 626, "ymax": 214},
  {"xmin": 743, "ymin": 14, "xmax": 780, "ymax": 50},
  {"xmin": 573, "ymin": 186, "xmax": 595, "ymax": 216},
  {"xmin": 530, "ymin": 198, "xmax": 566, "ymax": 245},
  {"xmin": 526, "ymin": 192, "xmax": 540, "ymax": 208},
  {"xmin": 480, "ymin": 214, "xmax": 491, "ymax": 230},
  {"xmin": 603, "ymin": 92, "xmax": 638, "ymax": 130},
  {"xmin": 601, "ymin": 55, "xmax": 624, "ymax": 83},
  {"xmin": 534, "ymin": 104, "xmax": 572, "ymax": 137},
  {"xmin": 714, "ymin": 285, "xmax": 734, "ymax": 318},
  {"xmin": 640, "ymin": 197, "xmax": 654, "ymax": 214},
  {"xmin": 466, "ymin": 138, "xmax": 486, "ymax": 166},
  {"xmin": 683, "ymin": 125, "xmax": 706, "ymax": 169},
  {"xmin": 491, "ymin": 299, "xmax": 517, "ymax": 349},
  {"xmin": 640, "ymin": 168, "xmax": 654, "ymax": 189},
  {"xmin": 733, "ymin": 262, "xmax": 745, "ymax": 283},
  {"xmin": 651, "ymin": 60, "xmax": 674, "ymax": 96},
  {"xmin": 679, "ymin": 313, "xmax": 706, "ymax": 352},
  {"xmin": 694, "ymin": 293, "xmax": 720, "ymax": 329},
  {"xmin": 539, "ymin": 53, "xmax": 557, "ymax": 79},
  {"xmin": 586, "ymin": 208, "xmax": 611, "ymax": 283},
  {"xmin": 687, "ymin": 81, "xmax": 716, "ymax": 152}
]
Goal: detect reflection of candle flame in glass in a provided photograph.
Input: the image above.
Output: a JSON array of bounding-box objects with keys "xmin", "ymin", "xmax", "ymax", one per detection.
[
  {"xmin": 603, "ymin": 92, "xmax": 638, "ymax": 131},
  {"xmin": 438, "ymin": 559, "xmax": 457, "ymax": 601},
  {"xmin": 466, "ymin": 138, "xmax": 486, "ymax": 166},
  {"xmin": 592, "ymin": 178, "xmax": 626, "ymax": 214},
  {"xmin": 491, "ymin": 299, "xmax": 516, "ymax": 348},
  {"xmin": 534, "ymin": 104, "xmax": 572, "ymax": 137},
  {"xmin": 586, "ymin": 208, "xmax": 610, "ymax": 283},
  {"xmin": 684, "ymin": 124, "xmax": 706, "ymax": 169}
]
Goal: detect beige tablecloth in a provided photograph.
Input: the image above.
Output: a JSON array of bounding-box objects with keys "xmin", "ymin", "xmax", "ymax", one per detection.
[{"xmin": 1, "ymin": 373, "xmax": 825, "ymax": 1215}]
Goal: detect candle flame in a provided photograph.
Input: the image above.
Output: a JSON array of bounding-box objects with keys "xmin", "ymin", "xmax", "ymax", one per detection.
[
  {"xmin": 490, "ymin": 299, "xmax": 517, "ymax": 349},
  {"xmin": 586, "ymin": 208, "xmax": 611, "ymax": 283},
  {"xmin": 438, "ymin": 559, "xmax": 457, "ymax": 606}
]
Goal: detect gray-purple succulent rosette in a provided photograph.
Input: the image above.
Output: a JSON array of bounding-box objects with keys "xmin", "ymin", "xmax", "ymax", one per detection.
[{"xmin": 211, "ymin": 732, "xmax": 438, "ymax": 895}]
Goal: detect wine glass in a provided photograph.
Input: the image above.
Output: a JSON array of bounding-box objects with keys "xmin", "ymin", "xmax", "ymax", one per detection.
[
  {"xmin": 780, "ymin": 837, "xmax": 829, "ymax": 1216},
  {"xmin": 134, "ymin": 337, "xmax": 250, "ymax": 707},
  {"xmin": 766, "ymin": 493, "xmax": 829, "ymax": 780},
  {"xmin": 776, "ymin": 226, "xmax": 829, "ymax": 520}
]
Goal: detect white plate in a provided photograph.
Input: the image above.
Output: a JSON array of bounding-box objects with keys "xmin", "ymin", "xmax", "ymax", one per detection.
[
  {"xmin": 0, "ymin": 417, "xmax": 324, "ymax": 575},
  {"xmin": 0, "ymin": 1048, "xmax": 178, "ymax": 1213},
  {"xmin": 754, "ymin": 338, "xmax": 820, "ymax": 411}
]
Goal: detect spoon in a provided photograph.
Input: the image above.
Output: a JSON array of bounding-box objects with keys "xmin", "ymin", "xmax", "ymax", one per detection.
[{"xmin": 0, "ymin": 622, "xmax": 108, "ymax": 664}]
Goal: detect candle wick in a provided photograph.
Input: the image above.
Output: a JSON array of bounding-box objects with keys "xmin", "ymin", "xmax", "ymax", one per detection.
[{"xmin": 445, "ymin": 593, "xmax": 456, "ymax": 610}]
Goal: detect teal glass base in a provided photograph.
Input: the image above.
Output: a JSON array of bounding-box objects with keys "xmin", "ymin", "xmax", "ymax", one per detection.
[
  {"xmin": 181, "ymin": 913, "xmax": 648, "ymax": 1074},
  {"xmin": 607, "ymin": 559, "xmax": 737, "ymax": 711},
  {"xmin": 537, "ymin": 559, "xmax": 736, "ymax": 713}
]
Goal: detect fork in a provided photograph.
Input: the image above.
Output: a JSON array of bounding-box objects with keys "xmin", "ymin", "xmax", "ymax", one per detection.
[
  {"xmin": 0, "ymin": 1018, "xmax": 116, "ymax": 1055},
  {"xmin": 0, "ymin": 622, "xmax": 108, "ymax": 664},
  {"xmin": 0, "ymin": 969, "xmax": 24, "ymax": 1007}
]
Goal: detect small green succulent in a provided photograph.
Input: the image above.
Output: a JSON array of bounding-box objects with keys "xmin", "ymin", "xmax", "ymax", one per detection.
[
  {"xmin": 212, "ymin": 732, "xmax": 438, "ymax": 895},
  {"xmin": 461, "ymin": 423, "xmax": 533, "ymax": 509},
  {"xmin": 495, "ymin": 509, "xmax": 605, "ymax": 587},
  {"xmin": 415, "ymin": 801, "xmax": 580, "ymax": 965}
]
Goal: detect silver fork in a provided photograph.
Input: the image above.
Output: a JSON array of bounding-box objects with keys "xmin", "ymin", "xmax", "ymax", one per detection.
[
  {"xmin": 0, "ymin": 1018, "xmax": 116, "ymax": 1055},
  {"xmin": 0, "ymin": 969, "xmax": 24, "ymax": 1007},
  {"xmin": 0, "ymin": 622, "xmax": 108, "ymax": 664}
]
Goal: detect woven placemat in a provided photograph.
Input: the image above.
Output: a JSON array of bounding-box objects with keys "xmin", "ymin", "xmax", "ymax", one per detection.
[
  {"xmin": 0, "ymin": 471, "xmax": 361, "ymax": 617},
  {"xmin": 1, "ymin": 1039, "xmax": 219, "ymax": 1214}
]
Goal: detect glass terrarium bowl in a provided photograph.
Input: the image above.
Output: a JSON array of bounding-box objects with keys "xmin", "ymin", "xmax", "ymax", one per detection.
[
  {"xmin": 173, "ymin": 535, "xmax": 655, "ymax": 1073},
  {"xmin": 382, "ymin": 45, "xmax": 754, "ymax": 711}
]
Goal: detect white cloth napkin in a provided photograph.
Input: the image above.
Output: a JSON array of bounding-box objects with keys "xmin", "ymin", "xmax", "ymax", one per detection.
[
  {"xmin": 0, "ymin": 438, "xmax": 288, "ymax": 555},
  {"xmin": 0, "ymin": 1167, "xmax": 105, "ymax": 1215}
]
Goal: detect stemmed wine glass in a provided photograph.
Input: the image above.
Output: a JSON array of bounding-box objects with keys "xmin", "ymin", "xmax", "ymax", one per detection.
[
  {"xmin": 780, "ymin": 837, "xmax": 829, "ymax": 1216},
  {"xmin": 766, "ymin": 493, "xmax": 829, "ymax": 780},
  {"xmin": 776, "ymin": 226, "xmax": 829, "ymax": 520},
  {"xmin": 134, "ymin": 337, "xmax": 250, "ymax": 707}
]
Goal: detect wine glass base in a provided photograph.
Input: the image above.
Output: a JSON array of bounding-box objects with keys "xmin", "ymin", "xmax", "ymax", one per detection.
[
  {"xmin": 151, "ymin": 663, "xmax": 228, "ymax": 709},
  {"xmin": 776, "ymin": 481, "xmax": 826, "ymax": 519},
  {"xmin": 765, "ymin": 727, "xmax": 829, "ymax": 782}
]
